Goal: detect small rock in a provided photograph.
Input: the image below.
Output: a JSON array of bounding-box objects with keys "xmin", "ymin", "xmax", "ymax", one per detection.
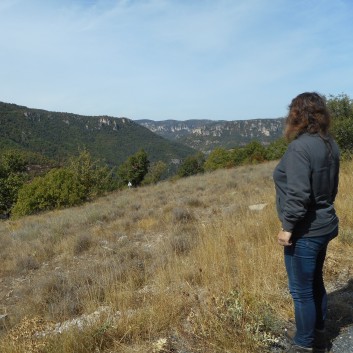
[
  {"xmin": 248, "ymin": 203, "xmax": 268, "ymax": 211},
  {"xmin": 0, "ymin": 314, "xmax": 9, "ymax": 329}
]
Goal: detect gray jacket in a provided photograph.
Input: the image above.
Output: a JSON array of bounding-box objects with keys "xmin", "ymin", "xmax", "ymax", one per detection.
[{"xmin": 273, "ymin": 133, "xmax": 340, "ymax": 238}]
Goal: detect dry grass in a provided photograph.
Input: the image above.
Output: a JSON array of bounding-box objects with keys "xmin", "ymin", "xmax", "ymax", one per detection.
[{"xmin": 0, "ymin": 160, "xmax": 352, "ymax": 352}]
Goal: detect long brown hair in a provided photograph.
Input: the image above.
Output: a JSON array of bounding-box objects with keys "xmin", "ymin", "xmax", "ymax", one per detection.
[{"xmin": 284, "ymin": 92, "xmax": 331, "ymax": 140}]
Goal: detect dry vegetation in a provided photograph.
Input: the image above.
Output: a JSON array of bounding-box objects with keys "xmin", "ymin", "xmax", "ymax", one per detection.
[{"xmin": 0, "ymin": 161, "xmax": 352, "ymax": 353}]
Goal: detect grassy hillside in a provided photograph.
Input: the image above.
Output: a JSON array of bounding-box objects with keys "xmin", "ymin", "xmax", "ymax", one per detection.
[
  {"xmin": 0, "ymin": 161, "xmax": 352, "ymax": 352},
  {"xmin": 0, "ymin": 102, "xmax": 196, "ymax": 167}
]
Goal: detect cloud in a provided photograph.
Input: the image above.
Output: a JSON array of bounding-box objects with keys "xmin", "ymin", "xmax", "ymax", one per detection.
[{"xmin": 1, "ymin": 0, "xmax": 353, "ymax": 119}]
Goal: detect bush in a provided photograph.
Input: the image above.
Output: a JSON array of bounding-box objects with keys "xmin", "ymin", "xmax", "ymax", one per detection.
[
  {"xmin": 142, "ymin": 161, "xmax": 167, "ymax": 185},
  {"xmin": 202, "ymin": 138, "xmax": 288, "ymax": 174},
  {"xmin": 265, "ymin": 138, "xmax": 288, "ymax": 160},
  {"xmin": 17, "ymin": 255, "xmax": 40, "ymax": 272},
  {"xmin": 12, "ymin": 168, "xmax": 86, "ymax": 217},
  {"xmin": 230, "ymin": 147, "xmax": 247, "ymax": 166},
  {"xmin": 117, "ymin": 149, "xmax": 150, "ymax": 187},
  {"xmin": 204, "ymin": 148, "xmax": 232, "ymax": 171},
  {"xmin": 11, "ymin": 150, "xmax": 117, "ymax": 217},
  {"xmin": 177, "ymin": 152, "xmax": 205, "ymax": 177},
  {"xmin": 327, "ymin": 93, "xmax": 353, "ymax": 154},
  {"xmin": 242, "ymin": 140, "xmax": 267, "ymax": 163},
  {"xmin": 74, "ymin": 234, "xmax": 92, "ymax": 255},
  {"xmin": 67, "ymin": 149, "xmax": 116, "ymax": 195},
  {"xmin": 0, "ymin": 150, "xmax": 27, "ymax": 173},
  {"xmin": 172, "ymin": 207, "xmax": 195, "ymax": 223},
  {"xmin": 0, "ymin": 151, "xmax": 29, "ymax": 215}
]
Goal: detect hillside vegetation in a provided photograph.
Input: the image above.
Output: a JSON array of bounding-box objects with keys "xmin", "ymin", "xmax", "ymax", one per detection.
[
  {"xmin": 0, "ymin": 160, "xmax": 352, "ymax": 353},
  {"xmin": 0, "ymin": 102, "xmax": 195, "ymax": 167},
  {"xmin": 1, "ymin": 92, "xmax": 352, "ymax": 221}
]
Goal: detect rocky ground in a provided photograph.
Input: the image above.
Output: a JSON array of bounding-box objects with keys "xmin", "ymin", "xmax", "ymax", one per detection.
[
  {"xmin": 1, "ymin": 257, "xmax": 352, "ymax": 353},
  {"xmin": 332, "ymin": 325, "xmax": 353, "ymax": 353},
  {"xmin": 2, "ymin": 280, "xmax": 352, "ymax": 353}
]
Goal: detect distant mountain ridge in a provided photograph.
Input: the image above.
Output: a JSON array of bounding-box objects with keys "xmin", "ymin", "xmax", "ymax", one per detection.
[
  {"xmin": 135, "ymin": 118, "xmax": 285, "ymax": 153},
  {"xmin": 0, "ymin": 102, "xmax": 195, "ymax": 167}
]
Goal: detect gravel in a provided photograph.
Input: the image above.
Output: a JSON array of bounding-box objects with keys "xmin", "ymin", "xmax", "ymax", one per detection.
[{"xmin": 331, "ymin": 325, "xmax": 353, "ymax": 353}]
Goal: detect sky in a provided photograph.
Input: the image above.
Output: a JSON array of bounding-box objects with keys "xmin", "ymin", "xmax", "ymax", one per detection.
[{"xmin": 1, "ymin": 0, "xmax": 353, "ymax": 121}]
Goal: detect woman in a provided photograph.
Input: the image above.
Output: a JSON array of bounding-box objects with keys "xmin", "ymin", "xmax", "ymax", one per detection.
[{"xmin": 273, "ymin": 92, "xmax": 340, "ymax": 353}]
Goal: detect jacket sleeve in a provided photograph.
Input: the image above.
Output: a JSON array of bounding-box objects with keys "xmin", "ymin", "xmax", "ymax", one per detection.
[{"xmin": 282, "ymin": 145, "xmax": 311, "ymax": 232}]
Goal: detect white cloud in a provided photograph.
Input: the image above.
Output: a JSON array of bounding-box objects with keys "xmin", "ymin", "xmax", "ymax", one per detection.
[{"xmin": 1, "ymin": 0, "xmax": 353, "ymax": 119}]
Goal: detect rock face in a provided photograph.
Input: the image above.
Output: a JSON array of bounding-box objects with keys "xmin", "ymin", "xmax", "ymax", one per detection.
[{"xmin": 136, "ymin": 118, "xmax": 285, "ymax": 153}]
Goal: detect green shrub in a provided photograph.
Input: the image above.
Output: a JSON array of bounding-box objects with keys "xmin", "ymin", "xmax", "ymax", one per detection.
[
  {"xmin": 327, "ymin": 93, "xmax": 353, "ymax": 155},
  {"xmin": 142, "ymin": 160, "xmax": 167, "ymax": 185},
  {"xmin": 11, "ymin": 150, "xmax": 118, "ymax": 217},
  {"xmin": 0, "ymin": 151, "xmax": 29, "ymax": 215},
  {"xmin": 117, "ymin": 149, "xmax": 150, "ymax": 187},
  {"xmin": 12, "ymin": 168, "xmax": 86, "ymax": 217},
  {"xmin": 265, "ymin": 138, "xmax": 288, "ymax": 160},
  {"xmin": 67, "ymin": 149, "xmax": 115, "ymax": 195},
  {"xmin": 242, "ymin": 140, "xmax": 267, "ymax": 163},
  {"xmin": 177, "ymin": 152, "xmax": 205, "ymax": 177},
  {"xmin": 204, "ymin": 147, "xmax": 232, "ymax": 171},
  {"xmin": 230, "ymin": 147, "xmax": 248, "ymax": 166}
]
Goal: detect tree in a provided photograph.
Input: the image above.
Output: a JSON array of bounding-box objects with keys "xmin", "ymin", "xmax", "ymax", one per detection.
[
  {"xmin": 177, "ymin": 152, "xmax": 205, "ymax": 178},
  {"xmin": 142, "ymin": 161, "xmax": 167, "ymax": 185},
  {"xmin": 0, "ymin": 151, "xmax": 29, "ymax": 216},
  {"xmin": 204, "ymin": 147, "xmax": 232, "ymax": 171},
  {"xmin": 327, "ymin": 93, "xmax": 353, "ymax": 154},
  {"xmin": 326, "ymin": 93, "xmax": 353, "ymax": 121},
  {"xmin": 242, "ymin": 141, "xmax": 266, "ymax": 163},
  {"xmin": 1, "ymin": 150, "xmax": 27, "ymax": 173},
  {"xmin": 12, "ymin": 168, "xmax": 86, "ymax": 217},
  {"xmin": 117, "ymin": 149, "xmax": 150, "ymax": 186},
  {"xmin": 67, "ymin": 149, "xmax": 115, "ymax": 195},
  {"xmin": 10, "ymin": 150, "xmax": 118, "ymax": 218},
  {"xmin": 265, "ymin": 138, "xmax": 288, "ymax": 160},
  {"xmin": 230, "ymin": 147, "xmax": 247, "ymax": 166}
]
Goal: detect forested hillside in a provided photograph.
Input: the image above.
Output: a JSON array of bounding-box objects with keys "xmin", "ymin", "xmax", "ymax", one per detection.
[{"xmin": 0, "ymin": 102, "xmax": 195, "ymax": 167}]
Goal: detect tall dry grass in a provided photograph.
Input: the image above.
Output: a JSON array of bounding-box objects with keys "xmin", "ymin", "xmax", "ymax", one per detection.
[{"xmin": 0, "ymin": 160, "xmax": 352, "ymax": 353}]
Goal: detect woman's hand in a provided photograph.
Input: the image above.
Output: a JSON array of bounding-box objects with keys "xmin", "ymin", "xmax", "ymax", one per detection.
[{"xmin": 277, "ymin": 229, "xmax": 292, "ymax": 246}]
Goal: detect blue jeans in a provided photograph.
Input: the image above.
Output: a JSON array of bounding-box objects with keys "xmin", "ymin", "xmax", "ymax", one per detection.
[{"xmin": 284, "ymin": 234, "xmax": 333, "ymax": 348}]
